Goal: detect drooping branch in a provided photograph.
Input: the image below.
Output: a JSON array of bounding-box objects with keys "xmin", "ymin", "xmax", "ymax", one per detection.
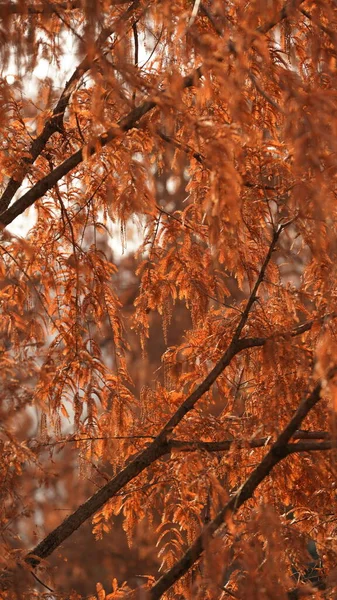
[
  {"xmin": 0, "ymin": 0, "xmax": 141, "ymax": 213},
  {"xmin": 148, "ymin": 380, "xmax": 324, "ymax": 599},
  {"xmin": 300, "ymin": 7, "xmax": 335, "ymax": 39},
  {"xmin": 201, "ymin": 0, "xmax": 290, "ymax": 114}
]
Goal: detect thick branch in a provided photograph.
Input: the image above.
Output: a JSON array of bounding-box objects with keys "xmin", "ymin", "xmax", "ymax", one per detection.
[
  {"xmin": 35, "ymin": 429, "xmax": 331, "ymax": 451},
  {"xmin": 24, "ymin": 336, "xmax": 241, "ymax": 570},
  {"xmin": 285, "ymin": 440, "xmax": 336, "ymax": 453},
  {"xmin": 148, "ymin": 382, "xmax": 323, "ymax": 599},
  {"xmin": 24, "ymin": 439, "xmax": 169, "ymax": 569}
]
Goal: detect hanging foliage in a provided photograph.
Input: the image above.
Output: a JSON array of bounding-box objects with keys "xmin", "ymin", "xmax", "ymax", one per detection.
[{"xmin": 0, "ymin": 1, "xmax": 337, "ymax": 598}]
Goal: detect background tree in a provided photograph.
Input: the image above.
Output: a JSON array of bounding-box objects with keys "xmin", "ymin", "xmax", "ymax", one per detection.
[{"xmin": 0, "ymin": 0, "xmax": 337, "ymax": 598}]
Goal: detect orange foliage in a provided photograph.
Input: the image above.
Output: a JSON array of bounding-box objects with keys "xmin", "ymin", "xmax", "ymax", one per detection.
[{"xmin": 0, "ymin": 1, "xmax": 337, "ymax": 599}]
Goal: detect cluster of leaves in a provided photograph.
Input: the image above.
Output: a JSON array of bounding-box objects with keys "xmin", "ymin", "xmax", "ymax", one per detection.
[{"xmin": 1, "ymin": 0, "xmax": 337, "ymax": 598}]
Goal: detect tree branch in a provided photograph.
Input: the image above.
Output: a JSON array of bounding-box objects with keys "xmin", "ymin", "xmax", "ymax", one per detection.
[
  {"xmin": 0, "ymin": 67, "xmax": 202, "ymax": 227},
  {"xmin": 0, "ymin": 0, "xmax": 140, "ymax": 213},
  {"xmin": 148, "ymin": 381, "xmax": 324, "ymax": 599},
  {"xmin": 20, "ymin": 245, "xmax": 334, "ymax": 576},
  {"xmin": 285, "ymin": 440, "xmax": 337, "ymax": 453},
  {"xmin": 169, "ymin": 435, "xmax": 335, "ymax": 454},
  {"xmin": 34, "ymin": 428, "xmax": 331, "ymax": 451},
  {"xmin": 156, "ymin": 227, "xmax": 283, "ymax": 442},
  {"xmin": 257, "ymin": 0, "xmax": 306, "ymax": 35},
  {"xmin": 0, "ymin": 0, "xmax": 307, "ymax": 226},
  {"xmin": 236, "ymin": 312, "xmax": 337, "ymax": 352},
  {"xmin": 22, "ymin": 226, "xmax": 281, "ymax": 571}
]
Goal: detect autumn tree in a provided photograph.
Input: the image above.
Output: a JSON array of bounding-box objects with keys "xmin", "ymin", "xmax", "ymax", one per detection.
[{"xmin": 1, "ymin": 0, "xmax": 337, "ymax": 598}]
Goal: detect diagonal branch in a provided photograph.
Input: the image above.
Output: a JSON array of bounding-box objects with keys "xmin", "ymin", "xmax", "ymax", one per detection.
[
  {"xmin": 0, "ymin": 0, "xmax": 140, "ymax": 214},
  {"xmin": 20, "ymin": 247, "xmax": 332, "ymax": 574},
  {"xmin": 0, "ymin": 68, "xmax": 202, "ymax": 227},
  {"xmin": 157, "ymin": 227, "xmax": 283, "ymax": 440},
  {"xmin": 148, "ymin": 380, "xmax": 324, "ymax": 599},
  {"xmin": 0, "ymin": 0, "xmax": 307, "ymax": 227},
  {"xmin": 257, "ymin": 0, "xmax": 307, "ymax": 35},
  {"xmin": 23, "ymin": 227, "xmax": 281, "ymax": 570}
]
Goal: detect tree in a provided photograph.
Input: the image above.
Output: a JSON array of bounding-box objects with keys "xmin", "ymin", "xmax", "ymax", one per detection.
[{"xmin": 0, "ymin": 0, "xmax": 337, "ymax": 597}]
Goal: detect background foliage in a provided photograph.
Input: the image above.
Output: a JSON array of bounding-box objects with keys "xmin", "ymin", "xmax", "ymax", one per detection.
[{"xmin": 0, "ymin": 0, "xmax": 337, "ymax": 598}]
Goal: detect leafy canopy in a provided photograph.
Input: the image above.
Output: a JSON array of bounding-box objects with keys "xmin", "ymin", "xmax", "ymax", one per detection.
[{"xmin": 0, "ymin": 1, "xmax": 337, "ymax": 599}]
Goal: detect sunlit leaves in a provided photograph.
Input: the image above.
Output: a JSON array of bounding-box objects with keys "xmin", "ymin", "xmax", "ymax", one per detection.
[{"xmin": 2, "ymin": 0, "xmax": 337, "ymax": 599}]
